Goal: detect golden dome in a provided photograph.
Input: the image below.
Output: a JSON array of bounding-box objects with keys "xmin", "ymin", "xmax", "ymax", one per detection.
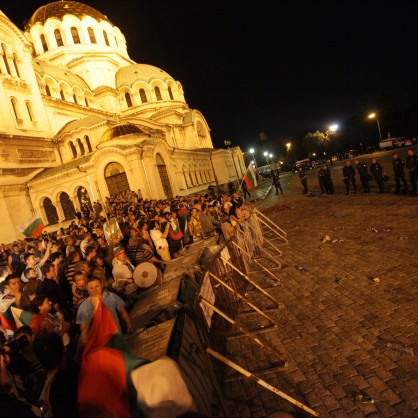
[
  {"xmin": 26, "ymin": 1, "xmax": 112, "ymax": 28},
  {"xmin": 100, "ymin": 123, "xmax": 147, "ymax": 143}
]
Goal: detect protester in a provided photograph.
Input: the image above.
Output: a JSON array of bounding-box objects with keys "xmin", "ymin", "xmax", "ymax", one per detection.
[
  {"xmin": 149, "ymin": 219, "xmax": 171, "ymax": 261},
  {"xmin": 76, "ymin": 276, "xmax": 133, "ymax": 334}
]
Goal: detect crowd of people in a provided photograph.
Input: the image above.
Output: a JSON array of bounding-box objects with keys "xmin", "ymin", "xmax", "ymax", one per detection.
[
  {"xmin": 0, "ymin": 188, "xmax": 254, "ymax": 417},
  {"xmin": 295, "ymin": 149, "xmax": 417, "ymax": 195}
]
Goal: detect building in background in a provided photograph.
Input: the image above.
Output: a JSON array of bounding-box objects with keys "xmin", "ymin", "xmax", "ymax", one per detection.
[{"xmin": 0, "ymin": 1, "xmax": 245, "ymax": 243}]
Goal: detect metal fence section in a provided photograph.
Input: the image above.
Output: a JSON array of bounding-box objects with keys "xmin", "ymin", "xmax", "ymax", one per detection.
[{"xmin": 127, "ymin": 209, "xmax": 295, "ymax": 417}]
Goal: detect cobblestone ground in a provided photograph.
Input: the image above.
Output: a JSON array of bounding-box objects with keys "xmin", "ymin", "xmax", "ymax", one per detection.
[{"xmin": 217, "ymin": 167, "xmax": 418, "ymax": 417}]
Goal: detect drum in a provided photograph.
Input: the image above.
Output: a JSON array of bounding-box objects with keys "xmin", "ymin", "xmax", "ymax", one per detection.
[{"xmin": 133, "ymin": 262, "xmax": 160, "ymax": 288}]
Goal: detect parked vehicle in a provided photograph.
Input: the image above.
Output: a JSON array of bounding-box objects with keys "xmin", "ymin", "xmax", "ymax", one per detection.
[
  {"xmin": 293, "ymin": 159, "xmax": 312, "ymax": 172},
  {"xmin": 379, "ymin": 138, "xmax": 404, "ymax": 150}
]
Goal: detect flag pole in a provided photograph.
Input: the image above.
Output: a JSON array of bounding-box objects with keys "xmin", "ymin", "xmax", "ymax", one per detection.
[{"xmin": 236, "ymin": 162, "xmax": 252, "ymax": 199}]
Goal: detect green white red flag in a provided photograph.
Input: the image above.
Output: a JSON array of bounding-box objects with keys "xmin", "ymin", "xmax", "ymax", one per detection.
[
  {"xmin": 0, "ymin": 298, "xmax": 16, "ymax": 332},
  {"xmin": 16, "ymin": 214, "xmax": 44, "ymax": 238},
  {"xmin": 11, "ymin": 306, "xmax": 43, "ymax": 335},
  {"xmin": 243, "ymin": 163, "xmax": 258, "ymax": 189},
  {"xmin": 78, "ymin": 301, "xmax": 148, "ymax": 418}
]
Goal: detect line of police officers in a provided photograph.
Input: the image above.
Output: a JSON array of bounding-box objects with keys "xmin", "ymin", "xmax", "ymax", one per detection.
[{"xmin": 342, "ymin": 149, "xmax": 417, "ymax": 194}]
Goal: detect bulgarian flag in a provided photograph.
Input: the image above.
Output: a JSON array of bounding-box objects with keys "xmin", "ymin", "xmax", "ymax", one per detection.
[
  {"xmin": 78, "ymin": 301, "xmax": 149, "ymax": 418},
  {"xmin": 243, "ymin": 163, "xmax": 258, "ymax": 190},
  {"xmin": 11, "ymin": 306, "xmax": 44, "ymax": 335},
  {"xmin": 0, "ymin": 298, "xmax": 17, "ymax": 332},
  {"xmin": 16, "ymin": 214, "xmax": 44, "ymax": 238}
]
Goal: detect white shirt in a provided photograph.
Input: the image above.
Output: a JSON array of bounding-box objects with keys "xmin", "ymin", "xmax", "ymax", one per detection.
[{"xmin": 150, "ymin": 229, "xmax": 169, "ymax": 249}]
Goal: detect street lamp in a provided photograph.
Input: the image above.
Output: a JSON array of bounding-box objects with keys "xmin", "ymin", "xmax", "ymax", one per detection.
[
  {"xmin": 263, "ymin": 151, "xmax": 269, "ymax": 165},
  {"xmin": 286, "ymin": 142, "xmax": 292, "ymax": 153},
  {"xmin": 368, "ymin": 113, "xmax": 382, "ymax": 142},
  {"xmin": 249, "ymin": 148, "xmax": 258, "ymax": 169},
  {"xmin": 329, "ymin": 124, "xmax": 338, "ymax": 133}
]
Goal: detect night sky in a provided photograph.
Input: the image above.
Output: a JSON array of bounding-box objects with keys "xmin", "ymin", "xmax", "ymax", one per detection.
[{"xmin": 3, "ymin": 1, "xmax": 418, "ymax": 150}]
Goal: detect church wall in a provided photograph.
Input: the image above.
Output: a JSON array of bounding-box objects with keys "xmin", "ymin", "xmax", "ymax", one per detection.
[
  {"xmin": 0, "ymin": 187, "xmax": 34, "ymax": 244},
  {"xmin": 0, "ymin": 17, "xmax": 52, "ymax": 138}
]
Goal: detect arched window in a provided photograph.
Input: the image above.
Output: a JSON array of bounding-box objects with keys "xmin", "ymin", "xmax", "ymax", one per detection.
[
  {"xmin": 125, "ymin": 92, "xmax": 133, "ymax": 108},
  {"xmin": 54, "ymin": 29, "xmax": 63, "ymax": 47},
  {"xmin": 60, "ymin": 89, "xmax": 65, "ymax": 100},
  {"xmin": 139, "ymin": 88, "xmax": 148, "ymax": 103},
  {"xmin": 85, "ymin": 136, "xmax": 92, "ymax": 153},
  {"xmin": 154, "ymin": 86, "xmax": 162, "ymax": 101},
  {"xmin": 10, "ymin": 98, "xmax": 19, "ymax": 120},
  {"xmin": 73, "ymin": 94, "xmax": 77, "ymax": 104},
  {"xmin": 88, "ymin": 27, "xmax": 96, "ymax": 44},
  {"xmin": 2, "ymin": 44, "xmax": 11, "ymax": 75},
  {"xmin": 71, "ymin": 27, "xmax": 80, "ymax": 44},
  {"xmin": 12, "ymin": 54, "xmax": 20, "ymax": 78},
  {"xmin": 45, "ymin": 85, "xmax": 51, "ymax": 96},
  {"xmin": 168, "ymin": 87, "xmax": 174, "ymax": 100},
  {"xmin": 26, "ymin": 101, "xmax": 34, "ymax": 121},
  {"xmin": 60, "ymin": 192, "xmax": 76, "ymax": 220},
  {"xmin": 69, "ymin": 141, "xmax": 77, "ymax": 158},
  {"xmin": 85, "ymin": 97, "xmax": 89, "ymax": 107},
  {"xmin": 40, "ymin": 34, "xmax": 48, "ymax": 52},
  {"xmin": 77, "ymin": 138, "xmax": 85, "ymax": 155},
  {"xmin": 103, "ymin": 30, "xmax": 110, "ymax": 46}
]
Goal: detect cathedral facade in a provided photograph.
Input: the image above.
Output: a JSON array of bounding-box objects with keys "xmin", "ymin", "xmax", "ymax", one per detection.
[{"xmin": 0, "ymin": 1, "xmax": 245, "ymax": 243}]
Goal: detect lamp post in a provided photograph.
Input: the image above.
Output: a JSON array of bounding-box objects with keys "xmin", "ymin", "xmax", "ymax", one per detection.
[
  {"xmin": 224, "ymin": 139, "xmax": 240, "ymax": 184},
  {"xmin": 263, "ymin": 151, "xmax": 269, "ymax": 165},
  {"xmin": 368, "ymin": 113, "xmax": 382, "ymax": 142},
  {"xmin": 286, "ymin": 142, "xmax": 291, "ymax": 154},
  {"xmin": 249, "ymin": 148, "xmax": 258, "ymax": 169}
]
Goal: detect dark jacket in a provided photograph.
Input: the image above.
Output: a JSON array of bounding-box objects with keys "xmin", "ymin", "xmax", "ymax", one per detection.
[
  {"xmin": 370, "ymin": 162, "xmax": 383, "ymax": 178},
  {"xmin": 343, "ymin": 165, "xmax": 355, "ymax": 178},
  {"xmin": 406, "ymin": 154, "xmax": 417, "ymax": 171},
  {"xmin": 392, "ymin": 157, "xmax": 405, "ymax": 174},
  {"xmin": 356, "ymin": 162, "xmax": 369, "ymax": 177}
]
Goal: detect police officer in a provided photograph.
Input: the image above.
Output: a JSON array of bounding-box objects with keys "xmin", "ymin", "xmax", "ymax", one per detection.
[
  {"xmin": 354, "ymin": 159, "xmax": 370, "ymax": 193},
  {"xmin": 317, "ymin": 167, "xmax": 326, "ymax": 194},
  {"xmin": 392, "ymin": 152, "xmax": 408, "ymax": 194},
  {"xmin": 342, "ymin": 160, "xmax": 356, "ymax": 194},
  {"xmin": 370, "ymin": 158, "xmax": 385, "ymax": 193},
  {"xmin": 272, "ymin": 170, "xmax": 283, "ymax": 195},
  {"xmin": 405, "ymin": 149, "xmax": 417, "ymax": 193},
  {"xmin": 322, "ymin": 164, "xmax": 334, "ymax": 194},
  {"xmin": 298, "ymin": 167, "xmax": 308, "ymax": 194}
]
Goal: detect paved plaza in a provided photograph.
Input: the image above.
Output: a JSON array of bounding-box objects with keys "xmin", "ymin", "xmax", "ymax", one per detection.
[{"xmin": 217, "ymin": 152, "xmax": 418, "ymax": 417}]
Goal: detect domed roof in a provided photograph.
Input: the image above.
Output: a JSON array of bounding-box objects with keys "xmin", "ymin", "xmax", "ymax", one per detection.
[
  {"xmin": 100, "ymin": 122, "xmax": 146, "ymax": 143},
  {"xmin": 116, "ymin": 64, "xmax": 174, "ymax": 88},
  {"xmin": 26, "ymin": 1, "xmax": 112, "ymax": 29}
]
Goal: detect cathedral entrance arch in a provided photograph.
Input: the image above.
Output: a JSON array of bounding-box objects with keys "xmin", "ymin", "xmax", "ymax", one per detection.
[
  {"xmin": 43, "ymin": 197, "xmax": 59, "ymax": 225},
  {"xmin": 104, "ymin": 162, "xmax": 130, "ymax": 196},
  {"xmin": 60, "ymin": 192, "xmax": 76, "ymax": 220},
  {"xmin": 156, "ymin": 154, "xmax": 173, "ymax": 199}
]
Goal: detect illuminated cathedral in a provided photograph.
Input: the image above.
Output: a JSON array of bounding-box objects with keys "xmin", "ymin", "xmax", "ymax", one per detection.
[{"xmin": 0, "ymin": 1, "xmax": 245, "ymax": 243}]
